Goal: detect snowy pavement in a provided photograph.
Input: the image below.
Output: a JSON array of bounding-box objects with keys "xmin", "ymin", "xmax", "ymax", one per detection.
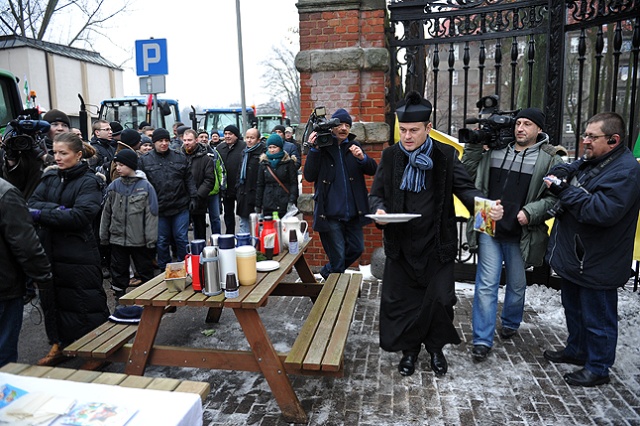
[{"xmin": 18, "ymin": 270, "xmax": 640, "ymax": 425}]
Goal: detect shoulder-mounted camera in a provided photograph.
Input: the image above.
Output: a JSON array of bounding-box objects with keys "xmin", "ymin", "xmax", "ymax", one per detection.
[
  {"xmin": 2, "ymin": 116, "xmax": 50, "ymax": 154},
  {"xmin": 458, "ymin": 95, "xmax": 517, "ymax": 150},
  {"xmin": 303, "ymin": 106, "xmax": 340, "ymax": 149}
]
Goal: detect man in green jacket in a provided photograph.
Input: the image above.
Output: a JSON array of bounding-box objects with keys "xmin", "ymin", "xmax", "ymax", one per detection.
[{"xmin": 462, "ymin": 108, "xmax": 566, "ymax": 361}]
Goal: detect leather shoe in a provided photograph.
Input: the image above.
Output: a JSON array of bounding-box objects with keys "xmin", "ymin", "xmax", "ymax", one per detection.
[
  {"xmin": 543, "ymin": 349, "xmax": 586, "ymax": 366},
  {"xmin": 500, "ymin": 327, "xmax": 517, "ymax": 339},
  {"xmin": 429, "ymin": 351, "xmax": 448, "ymax": 376},
  {"xmin": 564, "ymin": 368, "xmax": 610, "ymax": 387},
  {"xmin": 398, "ymin": 354, "xmax": 417, "ymax": 376},
  {"xmin": 472, "ymin": 345, "xmax": 491, "ymax": 362}
]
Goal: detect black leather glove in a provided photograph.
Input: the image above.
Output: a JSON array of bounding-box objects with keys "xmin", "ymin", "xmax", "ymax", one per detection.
[
  {"xmin": 189, "ymin": 198, "xmax": 198, "ymax": 212},
  {"xmin": 548, "ymin": 163, "xmax": 572, "ymax": 180},
  {"xmin": 548, "ymin": 180, "xmax": 569, "ymax": 196}
]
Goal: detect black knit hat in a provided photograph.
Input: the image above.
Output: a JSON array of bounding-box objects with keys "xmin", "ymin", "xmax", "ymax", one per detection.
[
  {"xmin": 396, "ymin": 91, "xmax": 432, "ymax": 123},
  {"xmin": 515, "ymin": 108, "xmax": 545, "ymax": 130},
  {"xmin": 120, "ymin": 129, "xmax": 141, "ymax": 147},
  {"xmin": 223, "ymin": 125, "xmax": 241, "ymax": 139},
  {"xmin": 272, "ymin": 125, "xmax": 286, "ymax": 133},
  {"xmin": 42, "ymin": 109, "xmax": 70, "ymax": 127},
  {"xmin": 331, "ymin": 109, "xmax": 352, "ymax": 126},
  {"xmin": 113, "ymin": 149, "xmax": 138, "ymax": 171},
  {"xmin": 110, "ymin": 121, "xmax": 124, "ymax": 136},
  {"xmin": 152, "ymin": 128, "xmax": 171, "ymax": 142}
]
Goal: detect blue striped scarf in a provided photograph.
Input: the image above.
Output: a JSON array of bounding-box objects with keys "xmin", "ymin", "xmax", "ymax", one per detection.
[{"xmin": 399, "ymin": 137, "xmax": 434, "ymax": 192}]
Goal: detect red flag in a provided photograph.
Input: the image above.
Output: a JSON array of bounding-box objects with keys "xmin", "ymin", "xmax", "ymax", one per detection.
[
  {"xmin": 280, "ymin": 101, "xmax": 286, "ymax": 118},
  {"xmin": 251, "ymin": 104, "xmax": 257, "ymax": 116},
  {"xmin": 146, "ymin": 94, "xmax": 153, "ymax": 111}
]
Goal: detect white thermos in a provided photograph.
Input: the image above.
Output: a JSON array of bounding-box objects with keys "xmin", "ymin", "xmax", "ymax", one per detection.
[{"xmin": 217, "ymin": 234, "xmax": 237, "ymax": 289}]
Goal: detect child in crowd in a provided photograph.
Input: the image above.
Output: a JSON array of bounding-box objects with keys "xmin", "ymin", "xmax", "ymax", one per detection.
[{"xmin": 100, "ymin": 149, "xmax": 158, "ymax": 300}]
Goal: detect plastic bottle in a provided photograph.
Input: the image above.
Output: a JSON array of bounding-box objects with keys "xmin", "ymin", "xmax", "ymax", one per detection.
[{"xmin": 288, "ymin": 229, "xmax": 299, "ymax": 255}]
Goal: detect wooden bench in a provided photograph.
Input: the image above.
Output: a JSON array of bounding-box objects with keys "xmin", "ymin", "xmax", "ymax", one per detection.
[
  {"xmin": 0, "ymin": 362, "xmax": 210, "ymax": 402},
  {"xmin": 63, "ymin": 321, "xmax": 138, "ymax": 360},
  {"xmin": 285, "ymin": 273, "xmax": 361, "ymax": 373}
]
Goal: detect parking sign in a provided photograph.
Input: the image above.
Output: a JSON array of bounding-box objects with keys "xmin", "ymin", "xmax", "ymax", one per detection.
[{"xmin": 135, "ymin": 39, "xmax": 168, "ymax": 76}]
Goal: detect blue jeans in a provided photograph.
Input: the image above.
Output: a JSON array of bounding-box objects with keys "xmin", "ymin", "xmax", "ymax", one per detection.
[
  {"xmin": 0, "ymin": 297, "xmax": 23, "ymax": 367},
  {"xmin": 207, "ymin": 194, "xmax": 221, "ymax": 235},
  {"xmin": 157, "ymin": 210, "xmax": 190, "ymax": 270},
  {"xmin": 238, "ymin": 217, "xmax": 250, "ymax": 234},
  {"xmin": 472, "ymin": 233, "xmax": 527, "ymax": 347},
  {"xmin": 561, "ymin": 278, "xmax": 617, "ymax": 377},
  {"xmin": 318, "ymin": 218, "xmax": 364, "ymax": 279}
]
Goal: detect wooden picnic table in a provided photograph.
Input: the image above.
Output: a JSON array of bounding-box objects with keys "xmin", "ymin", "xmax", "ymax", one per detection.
[{"xmin": 65, "ymin": 239, "xmax": 362, "ymax": 423}]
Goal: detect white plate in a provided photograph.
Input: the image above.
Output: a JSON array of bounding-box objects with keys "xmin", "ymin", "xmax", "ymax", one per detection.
[
  {"xmin": 365, "ymin": 213, "xmax": 422, "ymax": 223},
  {"xmin": 256, "ymin": 260, "xmax": 280, "ymax": 272}
]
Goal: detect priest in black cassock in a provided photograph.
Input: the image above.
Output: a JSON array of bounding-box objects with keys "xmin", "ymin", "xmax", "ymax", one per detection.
[{"xmin": 368, "ymin": 91, "xmax": 503, "ymax": 377}]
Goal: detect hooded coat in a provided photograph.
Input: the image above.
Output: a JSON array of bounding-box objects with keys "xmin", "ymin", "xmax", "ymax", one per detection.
[{"xmin": 28, "ymin": 161, "xmax": 109, "ymax": 346}]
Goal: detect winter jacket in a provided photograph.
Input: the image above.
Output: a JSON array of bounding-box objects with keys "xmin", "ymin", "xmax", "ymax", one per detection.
[
  {"xmin": 462, "ymin": 134, "xmax": 567, "ymax": 267},
  {"xmin": 183, "ymin": 143, "xmax": 215, "ymax": 214},
  {"xmin": 216, "ymin": 140, "xmax": 247, "ymax": 199},
  {"xmin": 100, "ymin": 170, "xmax": 158, "ymax": 248},
  {"xmin": 303, "ymin": 134, "xmax": 377, "ymax": 232},
  {"xmin": 236, "ymin": 143, "xmax": 266, "ymax": 217},
  {"xmin": 90, "ymin": 136, "xmax": 116, "ymax": 176},
  {"xmin": 546, "ymin": 144, "xmax": 640, "ymax": 289},
  {"xmin": 207, "ymin": 149, "xmax": 226, "ymax": 196},
  {"xmin": 138, "ymin": 148, "xmax": 197, "ymax": 216},
  {"xmin": 255, "ymin": 151, "xmax": 298, "ymax": 218},
  {"xmin": 28, "ymin": 161, "xmax": 109, "ymax": 346},
  {"xmin": 369, "ymin": 141, "xmax": 481, "ymax": 265},
  {"xmin": 0, "ymin": 178, "xmax": 52, "ymax": 302}
]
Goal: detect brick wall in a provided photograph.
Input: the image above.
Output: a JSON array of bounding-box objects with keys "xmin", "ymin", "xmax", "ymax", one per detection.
[{"xmin": 296, "ymin": 0, "xmax": 389, "ymax": 271}]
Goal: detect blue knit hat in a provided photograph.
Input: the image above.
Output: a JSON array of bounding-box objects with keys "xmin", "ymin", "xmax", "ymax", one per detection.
[
  {"xmin": 266, "ymin": 133, "xmax": 283, "ymax": 148},
  {"xmin": 331, "ymin": 108, "xmax": 352, "ymax": 126}
]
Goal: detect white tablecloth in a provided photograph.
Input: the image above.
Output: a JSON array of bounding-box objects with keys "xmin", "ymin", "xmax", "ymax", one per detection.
[{"xmin": 0, "ymin": 372, "xmax": 203, "ymax": 426}]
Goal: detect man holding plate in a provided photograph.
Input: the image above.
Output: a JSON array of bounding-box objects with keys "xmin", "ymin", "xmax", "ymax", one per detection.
[{"xmin": 369, "ymin": 91, "xmax": 503, "ymax": 377}]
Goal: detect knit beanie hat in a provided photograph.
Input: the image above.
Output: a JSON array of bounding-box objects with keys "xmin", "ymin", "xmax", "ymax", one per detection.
[
  {"xmin": 152, "ymin": 128, "xmax": 171, "ymax": 142},
  {"xmin": 515, "ymin": 108, "xmax": 545, "ymax": 130},
  {"xmin": 120, "ymin": 129, "xmax": 141, "ymax": 147},
  {"xmin": 110, "ymin": 121, "xmax": 124, "ymax": 136},
  {"xmin": 42, "ymin": 109, "xmax": 70, "ymax": 127},
  {"xmin": 266, "ymin": 133, "xmax": 283, "ymax": 149},
  {"xmin": 177, "ymin": 125, "xmax": 190, "ymax": 136},
  {"xmin": 113, "ymin": 149, "xmax": 138, "ymax": 171},
  {"xmin": 272, "ymin": 125, "xmax": 286, "ymax": 133},
  {"xmin": 223, "ymin": 125, "xmax": 241, "ymax": 139},
  {"xmin": 331, "ymin": 108, "xmax": 352, "ymax": 126}
]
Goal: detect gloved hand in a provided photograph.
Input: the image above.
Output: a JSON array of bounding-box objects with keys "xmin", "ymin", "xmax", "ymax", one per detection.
[
  {"xmin": 548, "ymin": 163, "xmax": 572, "ymax": 180},
  {"xmin": 29, "ymin": 208, "xmax": 41, "ymax": 222},
  {"xmin": 254, "ymin": 206, "xmax": 262, "ymax": 214},
  {"xmin": 547, "ymin": 180, "xmax": 569, "ymax": 196},
  {"xmin": 189, "ymin": 198, "xmax": 198, "ymax": 212},
  {"xmin": 57, "ymin": 205, "xmax": 67, "ymax": 211}
]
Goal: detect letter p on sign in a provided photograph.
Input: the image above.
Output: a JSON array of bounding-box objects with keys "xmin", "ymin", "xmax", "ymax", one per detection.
[{"xmin": 135, "ymin": 39, "xmax": 168, "ymax": 76}]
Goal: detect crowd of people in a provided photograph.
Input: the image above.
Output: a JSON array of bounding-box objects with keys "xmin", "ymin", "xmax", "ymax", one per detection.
[{"xmin": 0, "ymin": 98, "xmax": 638, "ymax": 390}]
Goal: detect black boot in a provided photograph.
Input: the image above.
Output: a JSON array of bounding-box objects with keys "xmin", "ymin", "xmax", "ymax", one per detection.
[
  {"xmin": 428, "ymin": 350, "xmax": 448, "ymax": 376},
  {"xmin": 398, "ymin": 349, "xmax": 419, "ymax": 376}
]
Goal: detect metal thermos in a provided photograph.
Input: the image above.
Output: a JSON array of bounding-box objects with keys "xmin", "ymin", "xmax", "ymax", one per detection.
[
  {"xmin": 200, "ymin": 246, "xmax": 222, "ymax": 296},
  {"xmin": 249, "ymin": 213, "xmax": 260, "ymax": 239}
]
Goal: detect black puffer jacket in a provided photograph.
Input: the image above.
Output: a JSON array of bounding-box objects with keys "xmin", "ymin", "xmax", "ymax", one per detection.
[
  {"xmin": 183, "ymin": 143, "xmax": 215, "ymax": 214},
  {"xmin": 216, "ymin": 140, "xmax": 246, "ymax": 199},
  {"xmin": 0, "ymin": 178, "xmax": 52, "ymax": 302},
  {"xmin": 255, "ymin": 152, "xmax": 298, "ymax": 218},
  {"xmin": 236, "ymin": 143, "xmax": 266, "ymax": 217},
  {"xmin": 29, "ymin": 162, "xmax": 109, "ymax": 346},
  {"xmin": 138, "ymin": 148, "xmax": 197, "ymax": 216}
]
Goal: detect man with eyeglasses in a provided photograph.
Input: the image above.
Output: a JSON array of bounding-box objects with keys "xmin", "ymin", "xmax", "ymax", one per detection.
[
  {"xmin": 543, "ymin": 112, "xmax": 640, "ymax": 387},
  {"xmin": 303, "ymin": 108, "xmax": 377, "ymax": 280},
  {"xmin": 462, "ymin": 107, "xmax": 567, "ymax": 362},
  {"xmin": 90, "ymin": 120, "xmax": 116, "ymax": 180}
]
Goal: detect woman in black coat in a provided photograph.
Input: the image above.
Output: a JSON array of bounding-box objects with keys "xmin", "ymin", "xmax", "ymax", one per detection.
[
  {"xmin": 29, "ymin": 132, "xmax": 109, "ymax": 365},
  {"xmin": 255, "ymin": 133, "xmax": 298, "ymax": 219}
]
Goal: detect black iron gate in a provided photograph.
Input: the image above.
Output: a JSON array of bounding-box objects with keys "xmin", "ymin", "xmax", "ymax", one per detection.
[
  {"xmin": 386, "ymin": 0, "xmax": 639, "ymax": 286},
  {"xmin": 387, "ymin": 0, "xmax": 639, "ymax": 158}
]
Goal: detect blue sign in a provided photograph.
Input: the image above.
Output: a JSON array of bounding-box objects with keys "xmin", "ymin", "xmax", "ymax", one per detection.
[{"xmin": 135, "ymin": 39, "xmax": 168, "ymax": 76}]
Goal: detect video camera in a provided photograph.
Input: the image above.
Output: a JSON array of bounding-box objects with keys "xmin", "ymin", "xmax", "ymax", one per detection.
[
  {"xmin": 303, "ymin": 106, "xmax": 340, "ymax": 149},
  {"xmin": 458, "ymin": 95, "xmax": 517, "ymax": 151},
  {"xmin": 2, "ymin": 116, "xmax": 50, "ymax": 155}
]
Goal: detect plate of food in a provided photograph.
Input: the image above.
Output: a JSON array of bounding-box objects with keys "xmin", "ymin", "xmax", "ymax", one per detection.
[
  {"xmin": 365, "ymin": 213, "xmax": 422, "ymax": 223},
  {"xmin": 256, "ymin": 260, "xmax": 280, "ymax": 272}
]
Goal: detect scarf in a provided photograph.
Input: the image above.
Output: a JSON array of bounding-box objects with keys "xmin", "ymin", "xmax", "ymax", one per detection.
[
  {"xmin": 266, "ymin": 151, "xmax": 285, "ymax": 169},
  {"xmin": 239, "ymin": 142, "xmax": 263, "ymax": 184},
  {"xmin": 399, "ymin": 136, "xmax": 434, "ymax": 192}
]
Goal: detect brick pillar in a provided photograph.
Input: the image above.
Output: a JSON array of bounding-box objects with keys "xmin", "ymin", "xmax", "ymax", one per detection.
[{"xmin": 295, "ymin": 0, "xmax": 389, "ymax": 271}]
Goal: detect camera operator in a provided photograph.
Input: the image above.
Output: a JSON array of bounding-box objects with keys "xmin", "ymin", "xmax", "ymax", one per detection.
[
  {"xmin": 461, "ymin": 107, "xmax": 567, "ymax": 362},
  {"xmin": 42, "ymin": 109, "xmax": 71, "ymax": 156},
  {"xmin": 303, "ymin": 108, "xmax": 377, "ymax": 280},
  {"xmin": 543, "ymin": 112, "xmax": 640, "ymax": 387}
]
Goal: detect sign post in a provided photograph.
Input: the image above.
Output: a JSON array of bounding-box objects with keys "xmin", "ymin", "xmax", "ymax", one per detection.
[{"xmin": 135, "ymin": 38, "xmax": 168, "ymax": 127}]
